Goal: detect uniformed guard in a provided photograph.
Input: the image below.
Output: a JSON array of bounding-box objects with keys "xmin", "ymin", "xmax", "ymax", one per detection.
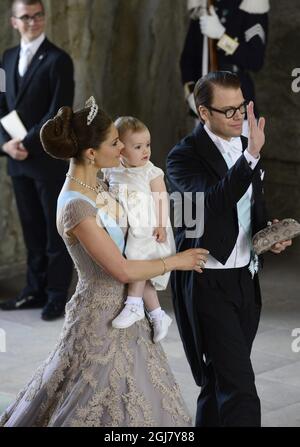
[{"xmin": 181, "ymin": 0, "xmax": 269, "ymax": 117}]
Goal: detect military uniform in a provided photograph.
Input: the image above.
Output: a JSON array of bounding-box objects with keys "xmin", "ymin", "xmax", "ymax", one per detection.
[{"xmin": 181, "ymin": 0, "xmax": 269, "ymax": 115}]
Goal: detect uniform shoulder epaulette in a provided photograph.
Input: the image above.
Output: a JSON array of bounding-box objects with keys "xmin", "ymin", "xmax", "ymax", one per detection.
[{"xmin": 239, "ymin": 0, "xmax": 270, "ymax": 14}]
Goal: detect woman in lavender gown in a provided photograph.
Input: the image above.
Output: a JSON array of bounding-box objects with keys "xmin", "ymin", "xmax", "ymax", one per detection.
[{"xmin": 0, "ymin": 98, "xmax": 208, "ymax": 427}]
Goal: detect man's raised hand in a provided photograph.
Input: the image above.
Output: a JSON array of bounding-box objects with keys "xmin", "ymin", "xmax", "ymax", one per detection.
[{"xmin": 247, "ymin": 101, "xmax": 266, "ymax": 158}]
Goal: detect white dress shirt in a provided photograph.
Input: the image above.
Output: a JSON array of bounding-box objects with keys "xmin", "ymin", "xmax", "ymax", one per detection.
[
  {"xmin": 204, "ymin": 125, "xmax": 259, "ymax": 269},
  {"xmin": 18, "ymin": 33, "xmax": 46, "ymax": 77}
]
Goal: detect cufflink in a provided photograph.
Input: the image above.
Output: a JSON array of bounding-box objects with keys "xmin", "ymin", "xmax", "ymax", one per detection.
[{"xmin": 217, "ymin": 33, "xmax": 239, "ymax": 56}]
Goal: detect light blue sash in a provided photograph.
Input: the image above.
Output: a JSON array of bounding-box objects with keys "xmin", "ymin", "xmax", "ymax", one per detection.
[
  {"xmin": 222, "ymin": 152, "xmax": 251, "ymax": 234},
  {"xmin": 221, "ymin": 153, "xmax": 259, "ymax": 278},
  {"xmin": 57, "ymin": 191, "xmax": 125, "ymax": 253},
  {"xmin": 96, "ymin": 208, "xmax": 125, "ymax": 254}
]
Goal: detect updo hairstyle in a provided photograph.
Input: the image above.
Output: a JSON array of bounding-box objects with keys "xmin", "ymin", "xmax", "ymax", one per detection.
[{"xmin": 40, "ymin": 103, "xmax": 113, "ymax": 160}]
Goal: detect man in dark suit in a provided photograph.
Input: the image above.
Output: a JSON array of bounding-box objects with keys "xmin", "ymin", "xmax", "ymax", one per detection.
[
  {"xmin": 0, "ymin": 0, "xmax": 74, "ymax": 321},
  {"xmin": 167, "ymin": 71, "xmax": 291, "ymax": 426}
]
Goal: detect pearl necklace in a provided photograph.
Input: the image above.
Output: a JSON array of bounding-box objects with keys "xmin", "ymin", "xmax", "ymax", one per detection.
[
  {"xmin": 66, "ymin": 174, "xmax": 99, "ymax": 193},
  {"xmin": 66, "ymin": 174, "xmax": 122, "ymax": 221}
]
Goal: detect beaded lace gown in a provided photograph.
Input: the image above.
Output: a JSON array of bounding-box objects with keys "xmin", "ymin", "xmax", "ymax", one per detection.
[{"xmin": 0, "ymin": 184, "xmax": 192, "ymax": 427}]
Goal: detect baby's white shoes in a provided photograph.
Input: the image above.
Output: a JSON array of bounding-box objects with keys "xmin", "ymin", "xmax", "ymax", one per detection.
[
  {"xmin": 112, "ymin": 304, "xmax": 172, "ymax": 343},
  {"xmin": 112, "ymin": 304, "xmax": 145, "ymax": 329},
  {"xmin": 152, "ymin": 313, "xmax": 172, "ymax": 343}
]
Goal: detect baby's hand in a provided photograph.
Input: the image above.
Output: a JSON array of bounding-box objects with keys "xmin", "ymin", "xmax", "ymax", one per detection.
[{"xmin": 153, "ymin": 227, "xmax": 167, "ymax": 243}]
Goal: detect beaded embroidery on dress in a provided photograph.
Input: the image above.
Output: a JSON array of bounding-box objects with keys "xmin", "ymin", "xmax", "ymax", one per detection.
[{"xmin": 0, "ymin": 188, "xmax": 191, "ymax": 427}]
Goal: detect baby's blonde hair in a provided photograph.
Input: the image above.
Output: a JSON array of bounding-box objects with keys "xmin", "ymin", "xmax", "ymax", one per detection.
[{"xmin": 114, "ymin": 116, "xmax": 149, "ymax": 139}]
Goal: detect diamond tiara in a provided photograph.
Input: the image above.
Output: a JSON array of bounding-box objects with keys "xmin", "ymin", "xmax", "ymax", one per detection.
[{"xmin": 85, "ymin": 96, "xmax": 99, "ymax": 126}]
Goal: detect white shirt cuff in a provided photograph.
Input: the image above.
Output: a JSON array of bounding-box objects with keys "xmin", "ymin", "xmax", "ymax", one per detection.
[{"xmin": 244, "ymin": 149, "xmax": 260, "ymax": 170}]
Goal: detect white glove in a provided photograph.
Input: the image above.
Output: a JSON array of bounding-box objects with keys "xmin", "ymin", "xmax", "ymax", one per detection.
[
  {"xmin": 200, "ymin": 5, "xmax": 225, "ymax": 40},
  {"xmin": 187, "ymin": 93, "xmax": 198, "ymax": 116}
]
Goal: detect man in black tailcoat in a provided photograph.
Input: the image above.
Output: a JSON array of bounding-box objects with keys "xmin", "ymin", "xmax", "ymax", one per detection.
[{"xmin": 167, "ymin": 71, "xmax": 291, "ymax": 426}]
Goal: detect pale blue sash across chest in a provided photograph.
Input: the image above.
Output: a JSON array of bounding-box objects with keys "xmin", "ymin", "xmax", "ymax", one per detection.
[{"xmin": 57, "ymin": 191, "xmax": 125, "ymax": 253}]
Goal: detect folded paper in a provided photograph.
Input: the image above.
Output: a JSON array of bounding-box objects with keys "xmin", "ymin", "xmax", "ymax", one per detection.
[{"xmin": 0, "ymin": 110, "xmax": 27, "ymax": 140}]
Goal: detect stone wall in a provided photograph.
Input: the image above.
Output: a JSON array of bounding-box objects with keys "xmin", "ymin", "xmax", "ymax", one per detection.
[
  {"xmin": 0, "ymin": 0, "xmax": 25, "ymax": 278},
  {"xmin": 254, "ymin": 0, "xmax": 300, "ymax": 229},
  {"xmin": 1, "ymin": 0, "xmax": 300, "ymax": 278}
]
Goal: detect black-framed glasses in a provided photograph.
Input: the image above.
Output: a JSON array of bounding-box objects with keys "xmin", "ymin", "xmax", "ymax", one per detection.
[
  {"xmin": 13, "ymin": 11, "xmax": 45, "ymax": 25},
  {"xmin": 206, "ymin": 101, "xmax": 247, "ymax": 119}
]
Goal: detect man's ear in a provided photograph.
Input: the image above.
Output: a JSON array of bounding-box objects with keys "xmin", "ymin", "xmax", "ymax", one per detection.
[
  {"xmin": 198, "ymin": 106, "xmax": 208, "ymax": 123},
  {"xmin": 11, "ymin": 17, "xmax": 18, "ymax": 29}
]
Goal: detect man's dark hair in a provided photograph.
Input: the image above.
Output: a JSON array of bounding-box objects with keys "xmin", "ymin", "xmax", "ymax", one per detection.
[
  {"xmin": 11, "ymin": 0, "xmax": 44, "ymax": 15},
  {"xmin": 194, "ymin": 71, "xmax": 241, "ymax": 111}
]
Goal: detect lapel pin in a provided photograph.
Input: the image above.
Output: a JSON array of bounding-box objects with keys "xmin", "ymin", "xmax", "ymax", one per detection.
[{"xmin": 39, "ymin": 55, "xmax": 44, "ymax": 61}]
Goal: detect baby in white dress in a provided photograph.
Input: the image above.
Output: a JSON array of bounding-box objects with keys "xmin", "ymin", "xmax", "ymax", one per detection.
[{"xmin": 103, "ymin": 117, "xmax": 176, "ymax": 343}]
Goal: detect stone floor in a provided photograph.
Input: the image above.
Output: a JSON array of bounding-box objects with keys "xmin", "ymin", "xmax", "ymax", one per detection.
[{"xmin": 0, "ymin": 250, "xmax": 300, "ymax": 427}]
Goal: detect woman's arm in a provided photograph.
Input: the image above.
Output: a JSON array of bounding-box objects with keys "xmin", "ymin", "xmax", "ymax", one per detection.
[{"xmin": 72, "ymin": 217, "xmax": 208, "ymax": 284}]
